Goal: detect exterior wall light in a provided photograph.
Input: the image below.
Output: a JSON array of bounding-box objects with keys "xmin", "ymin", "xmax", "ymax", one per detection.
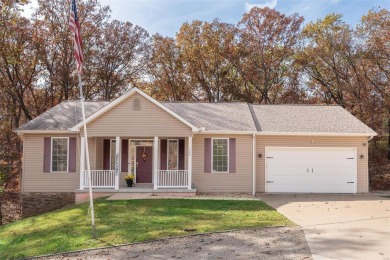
[
  {"xmin": 360, "ymin": 154, "xmax": 365, "ymax": 159},
  {"xmin": 258, "ymin": 153, "xmax": 262, "ymax": 158}
]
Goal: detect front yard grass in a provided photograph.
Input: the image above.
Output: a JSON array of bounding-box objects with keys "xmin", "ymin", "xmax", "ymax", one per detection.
[{"xmin": 0, "ymin": 198, "xmax": 292, "ymax": 259}]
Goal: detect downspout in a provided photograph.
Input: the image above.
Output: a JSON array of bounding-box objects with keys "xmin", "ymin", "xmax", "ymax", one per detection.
[{"xmin": 252, "ymin": 133, "xmax": 256, "ymax": 196}]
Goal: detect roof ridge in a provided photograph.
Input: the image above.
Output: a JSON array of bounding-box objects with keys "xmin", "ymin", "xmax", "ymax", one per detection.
[
  {"xmin": 161, "ymin": 101, "xmax": 249, "ymax": 104},
  {"xmin": 250, "ymin": 104, "xmax": 340, "ymax": 106},
  {"xmin": 63, "ymin": 100, "xmax": 110, "ymax": 103}
]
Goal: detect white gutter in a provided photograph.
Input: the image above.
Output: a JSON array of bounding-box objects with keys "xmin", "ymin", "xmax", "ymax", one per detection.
[
  {"xmin": 252, "ymin": 133, "xmax": 256, "ymax": 196},
  {"xmin": 197, "ymin": 130, "xmax": 257, "ymax": 135},
  {"xmin": 255, "ymin": 132, "xmax": 378, "ymax": 137},
  {"xmin": 194, "ymin": 130, "xmax": 377, "ymax": 136},
  {"xmin": 14, "ymin": 130, "xmax": 75, "ymax": 134}
]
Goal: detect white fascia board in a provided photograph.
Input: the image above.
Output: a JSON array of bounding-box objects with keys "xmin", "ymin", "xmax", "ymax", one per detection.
[
  {"xmin": 70, "ymin": 87, "xmax": 137, "ymax": 131},
  {"xmin": 197, "ymin": 131, "xmax": 256, "ymax": 135},
  {"xmin": 135, "ymin": 88, "xmax": 199, "ymax": 131},
  {"xmin": 194, "ymin": 130, "xmax": 376, "ymax": 137},
  {"xmin": 14, "ymin": 130, "xmax": 74, "ymax": 134},
  {"xmin": 70, "ymin": 87, "xmax": 199, "ymax": 132},
  {"xmin": 15, "ymin": 130, "xmax": 76, "ymax": 138},
  {"xmin": 256, "ymin": 132, "xmax": 377, "ymax": 137}
]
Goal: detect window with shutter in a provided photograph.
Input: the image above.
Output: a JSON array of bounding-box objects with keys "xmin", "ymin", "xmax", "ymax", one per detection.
[
  {"xmin": 212, "ymin": 138, "xmax": 229, "ymax": 173},
  {"xmin": 51, "ymin": 137, "xmax": 69, "ymax": 172}
]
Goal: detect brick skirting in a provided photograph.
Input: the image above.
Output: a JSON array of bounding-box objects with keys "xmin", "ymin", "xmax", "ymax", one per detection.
[{"xmin": 21, "ymin": 192, "xmax": 75, "ymax": 218}]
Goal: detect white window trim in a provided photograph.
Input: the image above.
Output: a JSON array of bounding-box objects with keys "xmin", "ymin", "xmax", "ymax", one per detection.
[
  {"xmin": 211, "ymin": 138, "xmax": 229, "ymax": 173},
  {"xmin": 167, "ymin": 139, "xmax": 179, "ymax": 170},
  {"xmin": 50, "ymin": 137, "xmax": 69, "ymax": 173},
  {"xmin": 109, "ymin": 139, "xmax": 116, "ymax": 170}
]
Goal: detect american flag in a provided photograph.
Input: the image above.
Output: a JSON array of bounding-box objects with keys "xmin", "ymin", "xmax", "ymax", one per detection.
[{"xmin": 69, "ymin": 0, "xmax": 83, "ymax": 73}]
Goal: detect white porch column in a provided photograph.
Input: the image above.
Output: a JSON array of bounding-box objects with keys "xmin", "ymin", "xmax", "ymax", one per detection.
[
  {"xmin": 153, "ymin": 136, "xmax": 159, "ymax": 190},
  {"xmin": 115, "ymin": 136, "xmax": 120, "ymax": 190},
  {"xmin": 188, "ymin": 136, "xmax": 192, "ymax": 190},
  {"xmin": 80, "ymin": 136, "xmax": 85, "ymax": 190}
]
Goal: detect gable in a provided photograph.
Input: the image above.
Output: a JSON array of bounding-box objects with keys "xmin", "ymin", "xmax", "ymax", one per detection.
[{"xmin": 85, "ymin": 93, "xmax": 193, "ymax": 137}]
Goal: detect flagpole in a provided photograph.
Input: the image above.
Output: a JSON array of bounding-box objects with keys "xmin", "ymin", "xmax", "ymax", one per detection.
[{"xmin": 78, "ymin": 72, "xmax": 96, "ymax": 239}]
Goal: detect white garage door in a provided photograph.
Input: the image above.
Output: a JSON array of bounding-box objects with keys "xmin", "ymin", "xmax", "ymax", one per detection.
[{"xmin": 265, "ymin": 147, "xmax": 357, "ymax": 193}]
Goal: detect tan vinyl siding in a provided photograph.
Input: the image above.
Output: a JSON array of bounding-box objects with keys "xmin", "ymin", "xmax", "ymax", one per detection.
[
  {"xmin": 95, "ymin": 138, "xmax": 103, "ymax": 170},
  {"xmin": 85, "ymin": 93, "xmax": 192, "ymax": 137},
  {"xmin": 88, "ymin": 138, "xmax": 97, "ymax": 170},
  {"xmin": 22, "ymin": 133, "xmax": 80, "ymax": 192},
  {"xmin": 255, "ymin": 136, "xmax": 369, "ymax": 193},
  {"xmin": 192, "ymin": 134, "xmax": 253, "ymax": 193}
]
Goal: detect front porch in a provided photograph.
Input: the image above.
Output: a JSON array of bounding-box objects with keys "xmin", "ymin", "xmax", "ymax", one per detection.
[
  {"xmin": 75, "ymin": 183, "xmax": 197, "ymax": 203},
  {"xmin": 78, "ymin": 136, "xmax": 194, "ymax": 191}
]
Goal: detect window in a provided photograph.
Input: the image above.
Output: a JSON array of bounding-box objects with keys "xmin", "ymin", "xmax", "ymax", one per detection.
[
  {"xmin": 110, "ymin": 139, "xmax": 116, "ymax": 170},
  {"xmin": 212, "ymin": 138, "xmax": 228, "ymax": 173},
  {"xmin": 167, "ymin": 139, "xmax": 178, "ymax": 170},
  {"xmin": 51, "ymin": 137, "xmax": 68, "ymax": 172}
]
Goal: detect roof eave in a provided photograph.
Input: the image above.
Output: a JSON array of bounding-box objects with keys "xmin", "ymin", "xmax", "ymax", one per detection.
[
  {"xmin": 197, "ymin": 130, "xmax": 257, "ymax": 135},
  {"xmin": 255, "ymin": 132, "xmax": 377, "ymax": 137},
  {"xmin": 14, "ymin": 130, "xmax": 75, "ymax": 134}
]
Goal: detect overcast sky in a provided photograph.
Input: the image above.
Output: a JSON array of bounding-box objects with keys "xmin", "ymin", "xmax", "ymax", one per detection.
[{"xmin": 23, "ymin": 0, "xmax": 390, "ymax": 37}]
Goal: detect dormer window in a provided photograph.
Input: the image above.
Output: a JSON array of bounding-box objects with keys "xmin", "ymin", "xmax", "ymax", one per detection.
[{"xmin": 133, "ymin": 98, "xmax": 140, "ymax": 110}]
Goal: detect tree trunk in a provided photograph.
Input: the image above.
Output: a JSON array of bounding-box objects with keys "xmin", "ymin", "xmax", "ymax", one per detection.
[
  {"xmin": 387, "ymin": 116, "xmax": 390, "ymax": 160},
  {"xmin": 0, "ymin": 192, "xmax": 3, "ymax": 225}
]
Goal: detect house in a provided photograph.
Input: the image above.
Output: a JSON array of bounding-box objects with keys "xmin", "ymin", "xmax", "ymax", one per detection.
[{"xmin": 16, "ymin": 88, "xmax": 376, "ymax": 213}]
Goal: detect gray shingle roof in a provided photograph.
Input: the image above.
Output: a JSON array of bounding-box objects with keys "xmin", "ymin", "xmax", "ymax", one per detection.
[
  {"xmin": 249, "ymin": 105, "xmax": 376, "ymax": 134},
  {"xmin": 17, "ymin": 99, "xmax": 376, "ymax": 135},
  {"xmin": 162, "ymin": 102, "xmax": 257, "ymax": 132},
  {"xmin": 17, "ymin": 101, "xmax": 108, "ymax": 131}
]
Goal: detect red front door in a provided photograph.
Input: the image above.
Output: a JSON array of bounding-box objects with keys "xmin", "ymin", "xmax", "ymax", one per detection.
[{"xmin": 136, "ymin": 146, "xmax": 153, "ymax": 183}]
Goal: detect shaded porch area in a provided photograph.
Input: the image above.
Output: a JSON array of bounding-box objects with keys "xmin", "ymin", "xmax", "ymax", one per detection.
[{"xmin": 78, "ymin": 136, "xmax": 193, "ymax": 191}]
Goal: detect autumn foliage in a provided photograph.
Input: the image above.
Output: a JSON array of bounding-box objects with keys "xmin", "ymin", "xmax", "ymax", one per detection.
[{"xmin": 0, "ymin": 1, "xmax": 389, "ymax": 196}]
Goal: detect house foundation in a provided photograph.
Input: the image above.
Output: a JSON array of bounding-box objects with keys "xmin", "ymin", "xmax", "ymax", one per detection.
[{"xmin": 21, "ymin": 192, "xmax": 75, "ymax": 218}]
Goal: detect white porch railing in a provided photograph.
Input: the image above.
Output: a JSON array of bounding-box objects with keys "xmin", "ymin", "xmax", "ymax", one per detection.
[
  {"xmin": 83, "ymin": 170, "xmax": 115, "ymax": 188},
  {"xmin": 157, "ymin": 170, "xmax": 189, "ymax": 188}
]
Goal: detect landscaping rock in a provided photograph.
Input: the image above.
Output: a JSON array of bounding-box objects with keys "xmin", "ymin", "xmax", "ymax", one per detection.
[{"xmin": 40, "ymin": 226, "xmax": 312, "ymax": 260}]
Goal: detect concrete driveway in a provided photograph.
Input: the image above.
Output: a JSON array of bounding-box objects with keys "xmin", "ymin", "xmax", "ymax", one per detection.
[{"xmin": 258, "ymin": 194, "xmax": 390, "ymax": 260}]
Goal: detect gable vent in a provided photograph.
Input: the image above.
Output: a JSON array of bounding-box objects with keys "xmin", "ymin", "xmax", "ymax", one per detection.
[{"xmin": 133, "ymin": 98, "xmax": 141, "ymax": 110}]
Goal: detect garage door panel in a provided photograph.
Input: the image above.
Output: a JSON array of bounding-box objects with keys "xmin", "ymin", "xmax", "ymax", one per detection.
[
  {"xmin": 268, "ymin": 184, "xmax": 354, "ymax": 193},
  {"xmin": 265, "ymin": 147, "xmax": 357, "ymax": 193}
]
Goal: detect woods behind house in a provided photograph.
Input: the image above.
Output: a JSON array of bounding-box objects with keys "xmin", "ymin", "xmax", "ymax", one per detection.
[{"xmin": 0, "ymin": 0, "xmax": 389, "ymax": 193}]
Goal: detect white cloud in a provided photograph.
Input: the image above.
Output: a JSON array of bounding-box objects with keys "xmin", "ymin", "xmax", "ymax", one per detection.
[{"xmin": 245, "ymin": 0, "xmax": 278, "ymax": 12}]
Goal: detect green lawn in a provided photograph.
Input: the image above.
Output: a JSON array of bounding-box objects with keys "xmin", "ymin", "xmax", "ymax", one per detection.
[{"xmin": 0, "ymin": 198, "xmax": 292, "ymax": 259}]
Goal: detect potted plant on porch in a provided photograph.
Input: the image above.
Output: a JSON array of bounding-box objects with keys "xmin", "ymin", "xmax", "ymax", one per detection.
[{"xmin": 124, "ymin": 174, "xmax": 134, "ymax": 187}]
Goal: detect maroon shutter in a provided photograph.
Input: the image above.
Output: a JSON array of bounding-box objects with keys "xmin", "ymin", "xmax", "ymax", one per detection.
[
  {"xmin": 69, "ymin": 137, "xmax": 77, "ymax": 172},
  {"xmin": 43, "ymin": 137, "xmax": 51, "ymax": 172},
  {"xmin": 160, "ymin": 140, "xmax": 167, "ymax": 170},
  {"xmin": 178, "ymin": 139, "xmax": 185, "ymax": 170},
  {"xmin": 229, "ymin": 138, "xmax": 236, "ymax": 173},
  {"xmin": 103, "ymin": 139, "xmax": 110, "ymax": 170},
  {"xmin": 121, "ymin": 139, "xmax": 128, "ymax": 172},
  {"xmin": 204, "ymin": 138, "xmax": 211, "ymax": 173}
]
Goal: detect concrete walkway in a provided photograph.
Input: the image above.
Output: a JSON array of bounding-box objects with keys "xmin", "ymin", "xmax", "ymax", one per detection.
[
  {"xmin": 106, "ymin": 192, "xmax": 259, "ymax": 200},
  {"xmin": 258, "ymin": 194, "xmax": 390, "ymax": 260}
]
